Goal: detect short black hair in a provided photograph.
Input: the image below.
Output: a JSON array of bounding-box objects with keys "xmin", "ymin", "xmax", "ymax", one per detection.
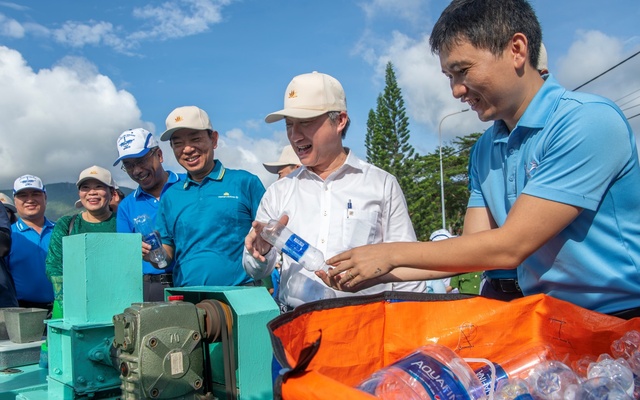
[{"xmin": 430, "ymin": 0, "xmax": 542, "ymax": 69}]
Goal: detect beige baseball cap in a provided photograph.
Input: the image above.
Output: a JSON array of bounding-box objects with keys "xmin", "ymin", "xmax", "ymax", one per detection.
[
  {"xmin": 265, "ymin": 71, "xmax": 347, "ymax": 123},
  {"xmin": 0, "ymin": 192, "xmax": 16, "ymax": 213},
  {"xmin": 537, "ymin": 42, "xmax": 548, "ymax": 72},
  {"xmin": 263, "ymin": 145, "xmax": 301, "ymax": 174},
  {"xmin": 160, "ymin": 106, "xmax": 213, "ymax": 141},
  {"xmin": 76, "ymin": 165, "xmax": 115, "ymax": 189}
]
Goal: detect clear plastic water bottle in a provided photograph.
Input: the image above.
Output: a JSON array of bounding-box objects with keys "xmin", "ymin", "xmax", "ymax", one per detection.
[
  {"xmin": 356, "ymin": 344, "xmax": 487, "ymax": 399},
  {"xmin": 493, "ymin": 378, "xmax": 534, "ymax": 400},
  {"xmin": 133, "ymin": 214, "xmax": 168, "ymax": 269},
  {"xmin": 474, "ymin": 343, "xmax": 555, "ymax": 396},
  {"xmin": 587, "ymin": 354, "xmax": 635, "ymax": 398},
  {"xmin": 260, "ymin": 219, "xmax": 329, "ymax": 272},
  {"xmin": 570, "ymin": 377, "xmax": 633, "ymax": 400},
  {"xmin": 526, "ymin": 360, "xmax": 580, "ymax": 400},
  {"xmin": 611, "ymin": 330, "xmax": 640, "ymax": 399}
]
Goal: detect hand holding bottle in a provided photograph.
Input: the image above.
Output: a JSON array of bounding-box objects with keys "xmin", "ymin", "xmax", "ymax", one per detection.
[
  {"xmin": 245, "ymin": 215, "xmax": 290, "ymax": 262},
  {"xmin": 134, "ymin": 214, "xmax": 168, "ymax": 269},
  {"xmin": 260, "ymin": 217, "xmax": 329, "ymax": 272}
]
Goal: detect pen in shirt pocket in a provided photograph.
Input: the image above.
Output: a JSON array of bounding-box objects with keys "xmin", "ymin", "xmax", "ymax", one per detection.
[{"xmin": 347, "ymin": 199, "xmax": 353, "ymax": 218}]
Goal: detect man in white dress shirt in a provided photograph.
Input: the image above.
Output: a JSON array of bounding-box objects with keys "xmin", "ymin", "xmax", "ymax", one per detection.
[{"xmin": 243, "ymin": 71, "xmax": 427, "ymax": 312}]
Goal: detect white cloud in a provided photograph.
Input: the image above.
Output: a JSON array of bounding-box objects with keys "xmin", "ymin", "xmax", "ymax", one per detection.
[
  {"xmin": 370, "ymin": 31, "xmax": 490, "ymax": 152},
  {"xmin": 0, "ymin": 47, "xmax": 145, "ymax": 188},
  {"xmin": 360, "ymin": 0, "xmax": 427, "ymax": 26},
  {"xmin": 0, "ymin": 13, "xmax": 25, "ymax": 38},
  {"xmin": 129, "ymin": 0, "xmax": 230, "ymax": 41},
  {"xmin": 51, "ymin": 20, "xmax": 130, "ymax": 52},
  {"xmin": 555, "ymin": 30, "xmax": 640, "ymax": 137},
  {"xmin": 215, "ymin": 128, "xmax": 289, "ymax": 189},
  {"xmin": 0, "ymin": 45, "xmax": 284, "ymax": 190},
  {"xmin": 0, "ymin": 0, "xmax": 233, "ymax": 55}
]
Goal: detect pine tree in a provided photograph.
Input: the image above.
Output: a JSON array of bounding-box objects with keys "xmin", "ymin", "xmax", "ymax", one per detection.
[{"xmin": 365, "ymin": 62, "xmax": 424, "ymax": 237}]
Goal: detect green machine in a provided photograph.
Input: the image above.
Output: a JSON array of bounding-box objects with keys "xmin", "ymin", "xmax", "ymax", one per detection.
[{"xmin": 2, "ymin": 233, "xmax": 279, "ymax": 399}]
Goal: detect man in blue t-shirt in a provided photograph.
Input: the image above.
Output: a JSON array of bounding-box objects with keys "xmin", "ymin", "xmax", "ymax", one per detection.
[
  {"xmin": 113, "ymin": 128, "xmax": 182, "ymax": 301},
  {"xmin": 154, "ymin": 106, "xmax": 265, "ymax": 287},
  {"xmin": 325, "ymin": 0, "xmax": 640, "ymax": 318},
  {"xmin": 7, "ymin": 174, "xmax": 55, "ymax": 312}
]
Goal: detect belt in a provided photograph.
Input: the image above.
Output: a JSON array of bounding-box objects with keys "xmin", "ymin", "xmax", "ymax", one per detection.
[
  {"xmin": 486, "ymin": 277, "xmax": 521, "ymax": 293},
  {"xmin": 143, "ymin": 274, "xmax": 173, "ymax": 285}
]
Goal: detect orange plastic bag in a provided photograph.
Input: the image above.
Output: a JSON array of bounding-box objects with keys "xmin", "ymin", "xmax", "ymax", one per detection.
[{"xmin": 268, "ymin": 292, "xmax": 640, "ymax": 399}]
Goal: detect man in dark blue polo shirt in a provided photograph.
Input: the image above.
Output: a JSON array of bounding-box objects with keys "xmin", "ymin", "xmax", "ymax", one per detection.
[{"xmin": 7, "ymin": 175, "xmax": 54, "ymax": 312}]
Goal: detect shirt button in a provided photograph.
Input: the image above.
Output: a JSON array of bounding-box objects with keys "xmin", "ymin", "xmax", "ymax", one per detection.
[
  {"xmin": 508, "ymin": 175, "xmax": 514, "ymax": 182},
  {"xmin": 321, "ymin": 239, "xmax": 325, "ymax": 244},
  {"xmin": 323, "ymin": 211, "xmax": 327, "ymax": 216},
  {"xmin": 509, "ymin": 148, "xmax": 515, "ymax": 155}
]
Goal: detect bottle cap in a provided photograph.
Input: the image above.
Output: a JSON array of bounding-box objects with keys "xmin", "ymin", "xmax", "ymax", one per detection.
[{"xmin": 157, "ymin": 260, "xmax": 168, "ymax": 269}]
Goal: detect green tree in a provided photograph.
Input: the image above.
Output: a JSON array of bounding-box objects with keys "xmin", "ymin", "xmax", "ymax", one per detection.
[{"xmin": 366, "ymin": 62, "xmax": 427, "ymax": 237}]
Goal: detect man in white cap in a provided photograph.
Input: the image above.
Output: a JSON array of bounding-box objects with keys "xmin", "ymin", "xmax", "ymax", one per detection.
[
  {"xmin": 46, "ymin": 165, "xmax": 117, "ymax": 318},
  {"xmin": 243, "ymin": 71, "xmax": 426, "ymax": 312},
  {"xmin": 263, "ymin": 145, "xmax": 301, "ymax": 180},
  {"xmin": 113, "ymin": 128, "xmax": 182, "ymax": 301},
  {"xmin": 7, "ymin": 175, "xmax": 55, "ymax": 312},
  {"xmin": 155, "ymin": 106, "xmax": 265, "ymax": 287}
]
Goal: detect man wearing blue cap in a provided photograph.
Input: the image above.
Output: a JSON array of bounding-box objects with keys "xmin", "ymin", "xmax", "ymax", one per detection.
[
  {"xmin": 7, "ymin": 174, "xmax": 55, "ymax": 312},
  {"xmin": 113, "ymin": 128, "xmax": 182, "ymax": 301}
]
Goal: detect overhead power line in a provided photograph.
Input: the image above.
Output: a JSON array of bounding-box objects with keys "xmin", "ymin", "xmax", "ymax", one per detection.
[{"xmin": 573, "ymin": 49, "xmax": 640, "ymax": 91}]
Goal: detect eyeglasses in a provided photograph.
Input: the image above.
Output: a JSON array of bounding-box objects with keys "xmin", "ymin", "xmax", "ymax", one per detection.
[{"xmin": 121, "ymin": 148, "xmax": 158, "ymax": 172}]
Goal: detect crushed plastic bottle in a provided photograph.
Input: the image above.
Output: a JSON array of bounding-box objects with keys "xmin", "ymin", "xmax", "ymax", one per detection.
[
  {"xmin": 493, "ymin": 378, "xmax": 534, "ymax": 400},
  {"xmin": 587, "ymin": 354, "xmax": 635, "ymax": 398},
  {"xmin": 260, "ymin": 219, "xmax": 329, "ymax": 272},
  {"xmin": 133, "ymin": 214, "xmax": 168, "ymax": 269},
  {"xmin": 474, "ymin": 343, "xmax": 555, "ymax": 396},
  {"xmin": 526, "ymin": 360, "xmax": 580, "ymax": 400},
  {"xmin": 356, "ymin": 344, "xmax": 487, "ymax": 399},
  {"xmin": 569, "ymin": 376, "xmax": 633, "ymax": 400}
]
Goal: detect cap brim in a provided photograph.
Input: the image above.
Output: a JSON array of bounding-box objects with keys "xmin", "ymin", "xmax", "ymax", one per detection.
[
  {"xmin": 76, "ymin": 177, "xmax": 113, "ymax": 189},
  {"xmin": 264, "ymin": 108, "xmax": 328, "ymax": 123},
  {"xmin": 13, "ymin": 188, "xmax": 45, "ymax": 194},
  {"xmin": 159, "ymin": 127, "xmax": 182, "ymax": 142},
  {"xmin": 112, "ymin": 148, "xmax": 152, "ymax": 166},
  {"xmin": 262, "ymin": 163, "xmax": 288, "ymax": 174},
  {"xmin": 2, "ymin": 204, "xmax": 16, "ymax": 213}
]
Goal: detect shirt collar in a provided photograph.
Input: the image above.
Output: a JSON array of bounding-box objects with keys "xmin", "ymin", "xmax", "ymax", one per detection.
[
  {"xmin": 492, "ymin": 74, "xmax": 565, "ymax": 141},
  {"xmin": 134, "ymin": 170, "xmax": 182, "ymax": 198},
  {"xmin": 297, "ymin": 148, "xmax": 362, "ymax": 180},
  {"xmin": 184, "ymin": 160, "xmax": 225, "ymax": 189},
  {"xmin": 15, "ymin": 217, "xmax": 54, "ymax": 232}
]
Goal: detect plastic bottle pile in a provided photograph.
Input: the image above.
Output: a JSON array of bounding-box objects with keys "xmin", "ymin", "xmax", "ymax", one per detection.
[{"xmin": 356, "ymin": 330, "xmax": 640, "ymax": 399}]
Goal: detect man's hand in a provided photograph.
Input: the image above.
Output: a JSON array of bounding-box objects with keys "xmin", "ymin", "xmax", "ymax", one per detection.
[
  {"xmin": 326, "ymin": 243, "xmax": 396, "ymax": 287},
  {"xmin": 245, "ymin": 214, "xmax": 289, "ymax": 262}
]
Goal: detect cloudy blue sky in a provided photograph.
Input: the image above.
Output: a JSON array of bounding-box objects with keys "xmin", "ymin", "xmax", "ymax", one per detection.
[{"xmin": 0, "ymin": 0, "xmax": 638, "ymax": 190}]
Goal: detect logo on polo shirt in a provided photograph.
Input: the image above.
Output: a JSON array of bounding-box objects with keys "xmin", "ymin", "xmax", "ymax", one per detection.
[
  {"xmin": 526, "ymin": 160, "xmax": 539, "ymax": 179},
  {"xmin": 218, "ymin": 192, "xmax": 238, "ymax": 199}
]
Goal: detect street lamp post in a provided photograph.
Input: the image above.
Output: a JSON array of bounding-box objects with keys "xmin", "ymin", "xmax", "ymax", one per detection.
[{"xmin": 438, "ymin": 109, "xmax": 469, "ymax": 230}]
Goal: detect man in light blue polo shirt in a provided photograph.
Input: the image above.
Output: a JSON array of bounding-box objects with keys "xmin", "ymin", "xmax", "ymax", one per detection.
[
  {"xmin": 114, "ymin": 128, "xmax": 182, "ymax": 301},
  {"xmin": 7, "ymin": 174, "xmax": 55, "ymax": 312},
  {"xmin": 155, "ymin": 106, "xmax": 265, "ymax": 287},
  {"xmin": 326, "ymin": 0, "xmax": 640, "ymax": 318}
]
